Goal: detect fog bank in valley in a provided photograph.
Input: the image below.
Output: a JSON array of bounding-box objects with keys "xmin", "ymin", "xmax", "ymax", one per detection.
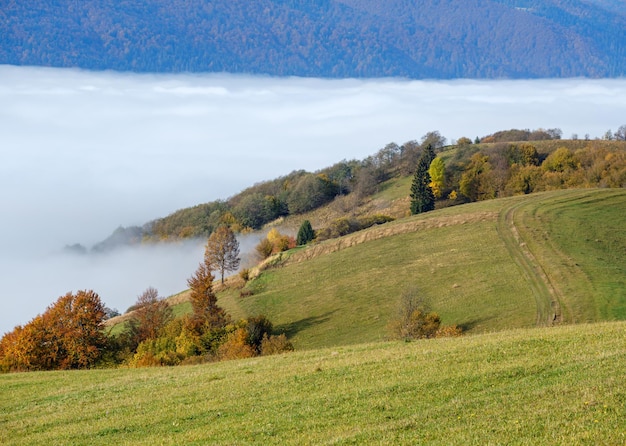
[{"xmin": 1, "ymin": 65, "xmax": 626, "ymax": 334}]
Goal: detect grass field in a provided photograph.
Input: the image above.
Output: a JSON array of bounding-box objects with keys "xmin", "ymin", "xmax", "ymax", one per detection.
[
  {"xmin": 4, "ymin": 188, "xmax": 626, "ymax": 444},
  {"xmin": 2, "ymin": 321, "xmax": 625, "ymax": 445},
  {"xmin": 211, "ymin": 189, "xmax": 626, "ymax": 350},
  {"xmin": 512, "ymin": 189, "xmax": 626, "ymax": 323}
]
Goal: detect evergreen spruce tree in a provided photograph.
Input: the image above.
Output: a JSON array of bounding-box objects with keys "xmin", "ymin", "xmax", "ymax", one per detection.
[
  {"xmin": 296, "ymin": 220, "xmax": 315, "ymax": 245},
  {"xmin": 422, "ymin": 143, "xmax": 436, "ymax": 164},
  {"xmin": 410, "ymin": 152, "xmax": 436, "ymax": 214}
]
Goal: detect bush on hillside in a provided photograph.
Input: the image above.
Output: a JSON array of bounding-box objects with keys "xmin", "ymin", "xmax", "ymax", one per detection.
[
  {"xmin": 261, "ymin": 334, "xmax": 294, "ymax": 355},
  {"xmin": 389, "ymin": 288, "xmax": 461, "ymax": 341}
]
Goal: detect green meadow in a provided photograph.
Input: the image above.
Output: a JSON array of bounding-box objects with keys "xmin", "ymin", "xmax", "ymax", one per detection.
[
  {"xmin": 217, "ymin": 189, "xmax": 626, "ymax": 349},
  {"xmin": 3, "ymin": 188, "xmax": 626, "ymax": 444},
  {"xmin": 2, "ymin": 322, "xmax": 625, "ymax": 445}
]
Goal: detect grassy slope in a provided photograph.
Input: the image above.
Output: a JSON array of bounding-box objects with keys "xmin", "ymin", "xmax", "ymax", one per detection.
[
  {"xmin": 2, "ymin": 322, "xmax": 625, "ymax": 445},
  {"xmin": 217, "ymin": 188, "xmax": 626, "ymax": 350}
]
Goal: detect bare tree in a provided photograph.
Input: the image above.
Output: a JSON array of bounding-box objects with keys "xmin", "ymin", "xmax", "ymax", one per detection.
[
  {"xmin": 420, "ymin": 130, "xmax": 447, "ymax": 150},
  {"xmin": 128, "ymin": 287, "xmax": 173, "ymax": 345},
  {"xmin": 205, "ymin": 225, "xmax": 241, "ymax": 284}
]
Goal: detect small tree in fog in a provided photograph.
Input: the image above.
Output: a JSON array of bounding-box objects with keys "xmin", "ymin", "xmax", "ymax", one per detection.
[{"xmin": 205, "ymin": 225, "xmax": 240, "ymax": 284}]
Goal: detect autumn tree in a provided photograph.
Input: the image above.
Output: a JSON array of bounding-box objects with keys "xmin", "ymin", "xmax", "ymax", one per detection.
[
  {"xmin": 296, "ymin": 220, "xmax": 315, "ymax": 245},
  {"xmin": 187, "ymin": 258, "xmax": 228, "ymax": 333},
  {"xmin": 428, "ymin": 157, "xmax": 446, "ymax": 199},
  {"xmin": 459, "ymin": 153, "xmax": 497, "ymax": 201},
  {"xmin": 457, "ymin": 136, "xmax": 472, "ymax": 146},
  {"xmin": 410, "ymin": 150, "xmax": 435, "ymax": 214},
  {"xmin": 205, "ymin": 225, "xmax": 241, "ymax": 284},
  {"xmin": 542, "ymin": 147, "xmax": 577, "ymax": 173},
  {"xmin": 504, "ymin": 143, "xmax": 539, "ymax": 167},
  {"xmin": 127, "ymin": 287, "xmax": 173, "ymax": 347},
  {"xmin": 0, "ymin": 290, "xmax": 108, "ymax": 371},
  {"xmin": 256, "ymin": 228, "xmax": 295, "ymax": 259},
  {"xmin": 421, "ymin": 131, "xmax": 446, "ymax": 150},
  {"xmin": 287, "ymin": 173, "xmax": 339, "ymax": 214}
]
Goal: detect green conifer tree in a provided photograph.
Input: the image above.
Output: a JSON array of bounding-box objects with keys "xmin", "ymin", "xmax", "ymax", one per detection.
[
  {"xmin": 410, "ymin": 152, "xmax": 435, "ymax": 214},
  {"xmin": 296, "ymin": 220, "xmax": 315, "ymax": 245}
]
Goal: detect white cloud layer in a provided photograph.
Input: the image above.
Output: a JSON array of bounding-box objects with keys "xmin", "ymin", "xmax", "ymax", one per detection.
[{"xmin": 1, "ymin": 65, "xmax": 626, "ymax": 334}]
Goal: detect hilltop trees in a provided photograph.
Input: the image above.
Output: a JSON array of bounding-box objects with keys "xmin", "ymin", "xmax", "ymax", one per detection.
[
  {"xmin": 205, "ymin": 225, "xmax": 241, "ymax": 284},
  {"xmin": 459, "ymin": 153, "xmax": 496, "ymax": 201},
  {"xmin": 410, "ymin": 149, "xmax": 436, "ymax": 214},
  {"xmin": 287, "ymin": 174, "xmax": 339, "ymax": 214}
]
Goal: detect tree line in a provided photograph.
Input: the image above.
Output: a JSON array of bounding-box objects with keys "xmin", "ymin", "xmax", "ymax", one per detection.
[{"xmin": 90, "ymin": 126, "xmax": 626, "ymax": 252}]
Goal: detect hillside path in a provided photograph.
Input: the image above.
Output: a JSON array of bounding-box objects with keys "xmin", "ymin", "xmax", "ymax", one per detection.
[{"xmin": 497, "ymin": 202, "xmax": 562, "ymax": 326}]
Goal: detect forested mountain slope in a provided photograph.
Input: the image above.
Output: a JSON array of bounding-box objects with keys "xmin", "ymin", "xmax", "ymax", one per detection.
[{"xmin": 1, "ymin": 0, "xmax": 625, "ymax": 78}]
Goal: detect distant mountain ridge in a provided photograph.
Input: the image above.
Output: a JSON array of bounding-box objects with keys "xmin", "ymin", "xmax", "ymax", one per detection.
[{"xmin": 1, "ymin": 0, "xmax": 625, "ymax": 78}]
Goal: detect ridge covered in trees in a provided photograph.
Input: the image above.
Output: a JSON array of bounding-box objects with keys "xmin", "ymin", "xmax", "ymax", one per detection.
[
  {"xmin": 2, "ymin": 0, "xmax": 626, "ymax": 78},
  {"xmin": 91, "ymin": 127, "xmax": 626, "ymax": 251}
]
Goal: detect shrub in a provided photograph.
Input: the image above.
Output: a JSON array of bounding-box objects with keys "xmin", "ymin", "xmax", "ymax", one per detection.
[
  {"xmin": 129, "ymin": 337, "xmax": 185, "ymax": 367},
  {"xmin": 389, "ymin": 288, "xmax": 441, "ymax": 340},
  {"xmin": 256, "ymin": 238, "xmax": 274, "ymax": 259},
  {"xmin": 239, "ymin": 268, "xmax": 250, "ymax": 282},
  {"xmin": 358, "ymin": 214, "xmax": 395, "ymax": 229},
  {"xmin": 217, "ymin": 328, "xmax": 255, "ymax": 361},
  {"xmin": 245, "ymin": 315, "xmax": 274, "ymax": 354},
  {"xmin": 435, "ymin": 325, "xmax": 464, "ymax": 338},
  {"xmin": 261, "ymin": 334, "xmax": 294, "ymax": 356}
]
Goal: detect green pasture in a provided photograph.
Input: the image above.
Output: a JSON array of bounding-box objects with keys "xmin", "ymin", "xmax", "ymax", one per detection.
[
  {"xmin": 2, "ymin": 322, "xmax": 625, "ymax": 445},
  {"xmin": 217, "ymin": 189, "xmax": 626, "ymax": 350}
]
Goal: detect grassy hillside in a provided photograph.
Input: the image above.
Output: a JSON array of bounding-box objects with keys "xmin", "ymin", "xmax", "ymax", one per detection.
[
  {"xmin": 213, "ymin": 188, "xmax": 626, "ymax": 350},
  {"xmin": 2, "ymin": 321, "xmax": 625, "ymax": 444}
]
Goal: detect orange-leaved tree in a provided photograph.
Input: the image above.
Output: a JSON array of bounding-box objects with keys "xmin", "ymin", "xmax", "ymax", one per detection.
[
  {"xmin": 187, "ymin": 256, "xmax": 228, "ymax": 334},
  {"xmin": 0, "ymin": 290, "xmax": 108, "ymax": 371},
  {"xmin": 127, "ymin": 287, "xmax": 173, "ymax": 347}
]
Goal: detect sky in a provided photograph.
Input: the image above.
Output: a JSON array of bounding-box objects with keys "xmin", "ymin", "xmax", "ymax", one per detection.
[{"xmin": 1, "ymin": 65, "xmax": 626, "ymax": 334}]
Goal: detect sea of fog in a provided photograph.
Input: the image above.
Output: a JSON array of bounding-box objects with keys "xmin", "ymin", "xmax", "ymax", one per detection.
[{"xmin": 1, "ymin": 65, "xmax": 626, "ymax": 334}]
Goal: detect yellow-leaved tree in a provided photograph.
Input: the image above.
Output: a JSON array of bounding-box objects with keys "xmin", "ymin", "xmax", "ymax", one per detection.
[{"xmin": 428, "ymin": 157, "xmax": 445, "ymax": 199}]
